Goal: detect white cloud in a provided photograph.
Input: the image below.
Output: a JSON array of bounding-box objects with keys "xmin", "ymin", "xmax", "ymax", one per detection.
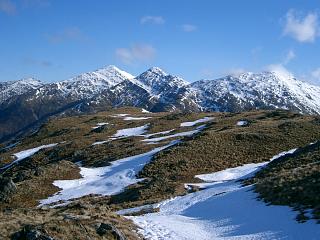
[
  {"xmin": 115, "ymin": 44, "xmax": 156, "ymax": 64},
  {"xmin": 140, "ymin": 16, "xmax": 165, "ymax": 25},
  {"xmin": 115, "ymin": 48, "xmax": 133, "ymax": 65},
  {"xmin": 181, "ymin": 24, "xmax": 197, "ymax": 32},
  {"xmin": 283, "ymin": 10, "xmax": 319, "ymax": 42},
  {"xmin": 265, "ymin": 64, "xmax": 294, "ymax": 79},
  {"xmin": 283, "ymin": 49, "xmax": 295, "ymax": 64},
  {"xmin": 0, "ymin": 0, "xmax": 16, "ymax": 15},
  {"xmin": 311, "ymin": 68, "xmax": 320, "ymax": 81},
  {"xmin": 264, "ymin": 49, "xmax": 296, "ymax": 80}
]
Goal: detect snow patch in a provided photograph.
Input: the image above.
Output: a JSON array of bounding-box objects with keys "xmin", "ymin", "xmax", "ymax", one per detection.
[
  {"xmin": 180, "ymin": 117, "xmax": 214, "ymax": 127},
  {"xmin": 39, "ymin": 141, "xmax": 179, "ymax": 206},
  {"xmin": 91, "ymin": 140, "xmax": 109, "ymax": 146},
  {"xmin": 1, "ymin": 143, "xmax": 58, "ymax": 170},
  {"xmin": 142, "ymin": 108, "xmax": 151, "ymax": 113},
  {"xmin": 236, "ymin": 120, "xmax": 248, "ymax": 126},
  {"xmin": 111, "ymin": 114, "xmax": 130, "ymax": 117},
  {"xmin": 112, "ymin": 124, "xmax": 149, "ymax": 138},
  {"xmin": 123, "ymin": 117, "xmax": 152, "ymax": 121},
  {"xmin": 142, "ymin": 125, "xmax": 205, "ymax": 143},
  {"xmin": 124, "ymin": 148, "xmax": 319, "ymax": 240},
  {"xmin": 92, "ymin": 122, "xmax": 108, "ymax": 129}
]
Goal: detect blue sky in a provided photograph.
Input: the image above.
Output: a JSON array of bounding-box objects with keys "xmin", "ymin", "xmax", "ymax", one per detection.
[{"xmin": 0, "ymin": 0, "xmax": 320, "ymax": 84}]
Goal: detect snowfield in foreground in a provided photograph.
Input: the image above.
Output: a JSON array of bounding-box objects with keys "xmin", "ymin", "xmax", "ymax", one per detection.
[{"xmin": 123, "ymin": 148, "xmax": 320, "ymax": 240}]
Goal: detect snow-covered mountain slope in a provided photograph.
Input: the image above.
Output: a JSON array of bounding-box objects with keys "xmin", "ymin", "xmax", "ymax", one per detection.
[
  {"xmin": 191, "ymin": 71, "xmax": 320, "ymax": 114},
  {"xmin": 132, "ymin": 67, "xmax": 201, "ymax": 111},
  {"xmin": 135, "ymin": 67, "xmax": 188, "ymax": 94},
  {"xmin": 1, "ymin": 65, "xmax": 320, "ymax": 142},
  {"xmin": 0, "ymin": 77, "xmax": 43, "ymax": 104},
  {"xmin": 35, "ymin": 65, "xmax": 134, "ymax": 99}
]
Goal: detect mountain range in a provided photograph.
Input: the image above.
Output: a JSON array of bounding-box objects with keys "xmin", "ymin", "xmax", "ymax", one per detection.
[{"xmin": 1, "ymin": 65, "xmax": 320, "ymax": 142}]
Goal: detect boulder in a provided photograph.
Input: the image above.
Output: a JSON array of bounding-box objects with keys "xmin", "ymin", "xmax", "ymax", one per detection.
[
  {"xmin": 0, "ymin": 177, "xmax": 17, "ymax": 202},
  {"xmin": 96, "ymin": 223, "xmax": 126, "ymax": 240},
  {"xmin": 11, "ymin": 225, "xmax": 54, "ymax": 240}
]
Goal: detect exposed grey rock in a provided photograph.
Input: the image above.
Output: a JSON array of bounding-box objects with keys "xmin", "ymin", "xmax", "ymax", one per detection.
[
  {"xmin": 96, "ymin": 223, "xmax": 126, "ymax": 240},
  {"xmin": 11, "ymin": 225, "xmax": 55, "ymax": 240},
  {"xmin": 0, "ymin": 177, "xmax": 17, "ymax": 202}
]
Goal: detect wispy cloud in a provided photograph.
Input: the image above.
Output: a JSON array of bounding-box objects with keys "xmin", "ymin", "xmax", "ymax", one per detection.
[
  {"xmin": 264, "ymin": 49, "xmax": 296, "ymax": 78},
  {"xmin": 181, "ymin": 24, "xmax": 197, "ymax": 32},
  {"xmin": 311, "ymin": 67, "xmax": 320, "ymax": 82},
  {"xmin": 23, "ymin": 58, "xmax": 53, "ymax": 67},
  {"xmin": 283, "ymin": 9, "xmax": 319, "ymax": 43},
  {"xmin": 115, "ymin": 44, "xmax": 156, "ymax": 65},
  {"xmin": 283, "ymin": 49, "xmax": 295, "ymax": 64},
  {"xmin": 140, "ymin": 16, "xmax": 165, "ymax": 25},
  {"xmin": 0, "ymin": 0, "xmax": 50, "ymax": 15},
  {"xmin": 265, "ymin": 64, "xmax": 294, "ymax": 79},
  {"xmin": 45, "ymin": 27, "xmax": 87, "ymax": 44},
  {"xmin": 0, "ymin": 0, "xmax": 16, "ymax": 15}
]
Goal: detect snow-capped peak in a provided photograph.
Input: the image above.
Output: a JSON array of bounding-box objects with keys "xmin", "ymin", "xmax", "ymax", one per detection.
[
  {"xmin": 96, "ymin": 65, "xmax": 135, "ymax": 80},
  {"xmin": 19, "ymin": 77, "xmax": 42, "ymax": 84},
  {"xmin": 134, "ymin": 67, "xmax": 189, "ymax": 96},
  {"xmin": 147, "ymin": 67, "xmax": 167, "ymax": 76},
  {"xmin": 192, "ymin": 70, "xmax": 320, "ymax": 114},
  {"xmin": 0, "ymin": 77, "xmax": 44, "ymax": 103},
  {"xmin": 34, "ymin": 65, "xmax": 136, "ymax": 99},
  {"xmin": 3, "ymin": 77, "xmax": 43, "ymax": 88}
]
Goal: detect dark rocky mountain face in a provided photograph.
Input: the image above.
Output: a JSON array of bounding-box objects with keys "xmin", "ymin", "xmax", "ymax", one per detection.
[{"xmin": 1, "ymin": 66, "xmax": 320, "ymax": 142}]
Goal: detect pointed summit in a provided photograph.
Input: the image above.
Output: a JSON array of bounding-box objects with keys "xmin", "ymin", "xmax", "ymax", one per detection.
[
  {"xmin": 147, "ymin": 67, "xmax": 167, "ymax": 76},
  {"xmin": 96, "ymin": 65, "xmax": 134, "ymax": 80}
]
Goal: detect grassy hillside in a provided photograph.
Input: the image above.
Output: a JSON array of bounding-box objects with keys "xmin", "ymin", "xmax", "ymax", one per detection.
[
  {"xmin": 1, "ymin": 108, "xmax": 320, "ymax": 239},
  {"xmin": 111, "ymin": 110, "xmax": 320, "ymax": 208}
]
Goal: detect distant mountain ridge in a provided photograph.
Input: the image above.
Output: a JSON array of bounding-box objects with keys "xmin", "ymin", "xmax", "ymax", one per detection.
[{"xmin": 1, "ymin": 65, "xmax": 320, "ymax": 142}]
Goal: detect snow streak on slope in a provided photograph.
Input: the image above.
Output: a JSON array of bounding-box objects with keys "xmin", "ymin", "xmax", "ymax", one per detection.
[
  {"xmin": 1, "ymin": 143, "xmax": 58, "ymax": 170},
  {"xmin": 180, "ymin": 117, "xmax": 214, "ymax": 127},
  {"xmin": 124, "ymin": 148, "xmax": 320, "ymax": 240},
  {"xmin": 123, "ymin": 117, "xmax": 152, "ymax": 121},
  {"xmin": 40, "ymin": 141, "xmax": 179, "ymax": 206},
  {"xmin": 92, "ymin": 122, "xmax": 108, "ymax": 129},
  {"xmin": 142, "ymin": 125, "xmax": 206, "ymax": 144}
]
